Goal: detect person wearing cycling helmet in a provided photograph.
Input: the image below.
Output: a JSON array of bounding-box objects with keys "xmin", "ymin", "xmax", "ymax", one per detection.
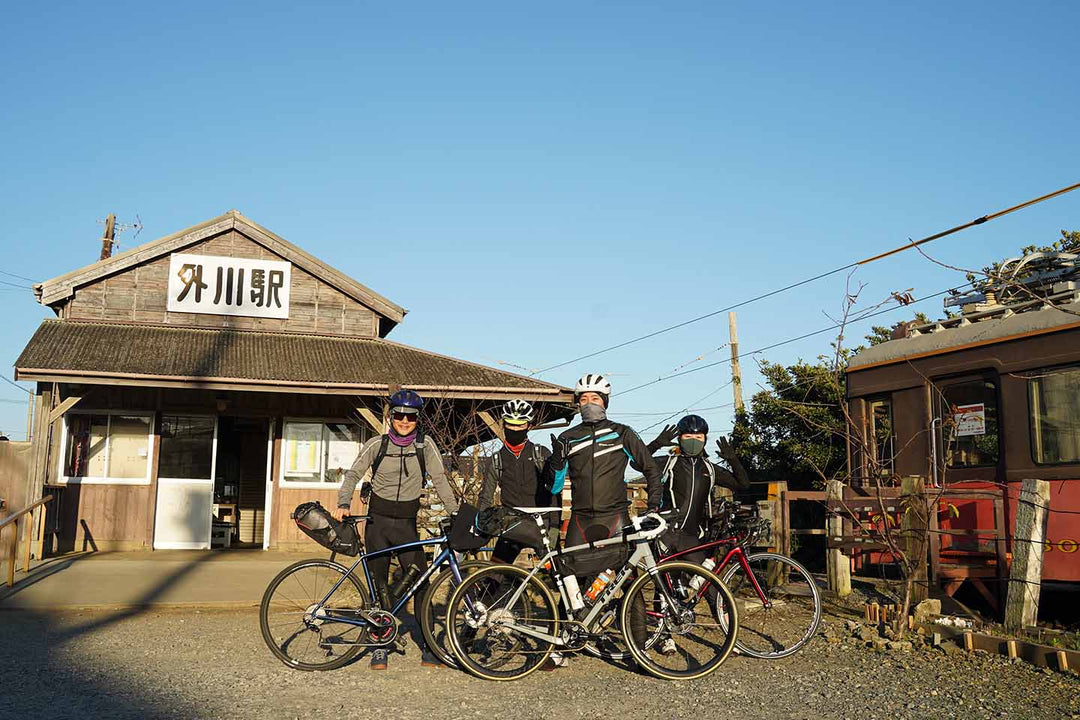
[
  {"xmin": 335, "ymin": 388, "xmax": 459, "ymax": 670},
  {"xmin": 548, "ymin": 374, "xmax": 662, "ymax": 574},
  {"xmin": 648, "ymin": 414, "xmax": 749, "ymax": 543},
  {"xmin": 478, "ymin": 399, "xmax": 560, "ymax": 565}
]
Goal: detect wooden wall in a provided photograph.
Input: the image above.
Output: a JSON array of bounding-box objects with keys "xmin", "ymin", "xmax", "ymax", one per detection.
[
  {"xmin": 55, "ymin": 484, "xmax": 154, "ymax": 553},
  {"xmin": 64, "ymin": 228, "xmax": 378, "ymax": 337}
]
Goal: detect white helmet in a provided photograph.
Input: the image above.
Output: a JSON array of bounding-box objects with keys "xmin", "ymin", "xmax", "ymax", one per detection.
[
  {"xmin": 575, "ymin": 373, "xmax": 612, "ymax": 401},
  {"xmin": 501, "ymin": 399, "xmax": 535, "ymax": 425}
]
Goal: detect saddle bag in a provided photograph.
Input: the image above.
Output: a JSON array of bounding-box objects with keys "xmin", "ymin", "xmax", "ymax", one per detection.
[
  {"xmin": 447, "ymin": 503, "xmax": 488, "ymax": 551},
  {"xmin": 474, "ymin": 506, "xmax": 547, "ymax": 553},
  {"xmin": 292, "ymin": 501, "xmax": 361, "ymax": 556}
]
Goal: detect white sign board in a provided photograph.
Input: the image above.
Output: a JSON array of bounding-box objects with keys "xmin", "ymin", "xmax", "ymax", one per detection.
[
  {"xmin": 167, "ymin": 253, "xmax": 291, "ymax": 319},
  {"xmin": 953, "ymin": 403, "xmax": 986, "ymax": 437}
]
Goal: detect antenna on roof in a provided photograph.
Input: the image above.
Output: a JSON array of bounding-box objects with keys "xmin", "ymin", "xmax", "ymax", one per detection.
[{"xmin": 96, "ymin": 213, "xmax": 144, "ymax": 259}]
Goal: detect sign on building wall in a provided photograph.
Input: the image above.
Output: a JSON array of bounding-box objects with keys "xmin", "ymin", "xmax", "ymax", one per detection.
[
  {"xmin": 953, "ymin": 403, "xmax": 986, "ymax": 437},
  {"xmin": 167, "ymin": 253, "xmax": 291, "ymax": 319}
]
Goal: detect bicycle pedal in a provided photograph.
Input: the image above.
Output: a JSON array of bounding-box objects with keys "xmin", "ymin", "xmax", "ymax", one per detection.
[{"xmin": 395, "ymin": 634, "xmax": 409, "ymax": 649}]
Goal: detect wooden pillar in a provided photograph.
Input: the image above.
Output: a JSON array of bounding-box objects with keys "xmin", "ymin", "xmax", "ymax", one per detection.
[
  {"xmin": 900, "ymin": 475, "xmax": 929, "ymax": 604},
  {"xmin": 826, "ymin": 480, "xmax": 852, "ymax": 597},
  {"xmin": 20, "ymin": 384, "xmax": 53, "ymax": 567},
  {"xmin": 1004, "ymin": 477, "xmax": 1050, "ymax": 631}
]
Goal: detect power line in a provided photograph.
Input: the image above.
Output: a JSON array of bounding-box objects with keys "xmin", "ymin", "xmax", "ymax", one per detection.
[
  {"xmin": 1, "ymin": 376, "xmax": 32, "ymax": 395},
  {"xmin": 534, "ymin": 181, "xmax": 1080, "ymax": 376},
  {"xmin": 0, "ymin": 278, "xmax": 30, "ymax": 289},
  {"xmin": 615, "ymin": 281, "xmax": 971, "ymax": 398},
  {"xmin": 637, "ymin": 380, "xmax": 735, "ymax": 434},
  {"xmin": 0, "ymin": 268, "xmax": 35, "ymax": 283}
]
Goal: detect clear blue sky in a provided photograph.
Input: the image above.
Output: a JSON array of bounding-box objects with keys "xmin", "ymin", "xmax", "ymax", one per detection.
[{"xmin": 1, "ymin": 1, "xmax": 1077, "ymax": 441}]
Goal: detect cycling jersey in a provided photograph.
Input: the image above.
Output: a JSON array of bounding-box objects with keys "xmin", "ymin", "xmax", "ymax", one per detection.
[
  {"xmin": 478, "ymin": 441, "xmax": 558, "ymax": 515},
  {"xmin": 550, "ymin": 420, "xmax": 661, "ymax": 513},
  {"xmin": 338, "ymin": 433, "xmax": 459, "ymax": 514}
]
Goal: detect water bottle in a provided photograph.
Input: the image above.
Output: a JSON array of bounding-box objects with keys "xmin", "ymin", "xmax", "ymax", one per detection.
[
  {"xmin": 562, "ymin": 573, "xmax": 585, "ymax": 611},
  {"xmin": 688, "ymin": 557, "xmax": 716, "ymax": 593},
  {"xmin": 585, "ymin": 569, "xmax": 615, "ymax": 603},
  {"xmin": 391, "ymin": 565, "xmax": 421, "ymax": 603}
]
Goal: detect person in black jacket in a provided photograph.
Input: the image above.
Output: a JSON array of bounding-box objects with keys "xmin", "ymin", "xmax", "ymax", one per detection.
[
  {"xmin": 648, "ymin": 414, "xmax": 749, "ymax": 548},
  {"xmin": 548, "ymin": 374, "xmax": 662, "ymax": 577},
  {"xmin": 478, "ymin": 399, "xmax": 560, "ymax": 564}
]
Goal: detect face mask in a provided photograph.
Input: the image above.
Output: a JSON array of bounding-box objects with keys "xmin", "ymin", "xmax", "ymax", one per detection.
[
  {"xmin": 504, "ymin": 428, "xmax": 529, "ymax": 445},
  {"xmin": 679, "ymin": 437, "xmax": 705, "ymax": 456},
  {"xmin": 580, "ymin": 403, "xmax": 607, "ymax": 423}
]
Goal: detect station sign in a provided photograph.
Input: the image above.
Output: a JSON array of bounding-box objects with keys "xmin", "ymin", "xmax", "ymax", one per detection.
[
  {"xmin": 167, "ymin": 253, "xmax": 291, "ymax": 319},
  {"xmin": 953, "ymin": 403, "xmax": 986, "ymax": 437}
]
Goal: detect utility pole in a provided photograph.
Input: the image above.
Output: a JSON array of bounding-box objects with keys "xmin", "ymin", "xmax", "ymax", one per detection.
[
  {"xmin": 99, "ymin": 213, "xmax": 116, "ymax": 260},
  {"xmin": 728, "ymin": 312, "xmax": 744, "ymax": 413}
]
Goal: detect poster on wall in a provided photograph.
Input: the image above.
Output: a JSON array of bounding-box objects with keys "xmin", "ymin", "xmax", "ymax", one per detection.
[
  {"xmin": 167, "ymin": 253, "xmax": 291, "ymax": 319},
  {"xmin": 953, "ymin": 403, "xmax": 986, "ymax": 437},
  {"xmin": 284, "ymin": 423, "xmax": 322, "ymax": 476}
]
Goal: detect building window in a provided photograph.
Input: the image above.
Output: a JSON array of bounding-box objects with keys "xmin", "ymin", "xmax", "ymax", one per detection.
[
  {"xmin": 937, "ymin": 378, "xmax": 999, "ymax": 468},
  {"xmin": 281, "ymin": 420, "xmax": 369, "ymax": 485},
  {"xmin": 63, "ymin": 412, "xmax": 153, "ymax": 483},
  {"xmin": 159, "ymin": 416, "xmax": 215, "ymax": 479},
  {"xmin": 867, "ymin": 396, "xmax": 894, "ymax": 478},
  {"xmin": 1029, "ymin": 366, "xmax": 1080, "ymax": 464}
]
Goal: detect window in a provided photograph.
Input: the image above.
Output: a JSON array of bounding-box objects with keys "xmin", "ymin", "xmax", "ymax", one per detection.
[
  {"xmin": 867, "ymin": 396, "xmax": 894, "ymax": 477},
  {"xmin": 63, "ymin": 412, "xmax": 153, "ymax": 483},
  {"xmin": 1029, "ymin": 366, "xmax": 1080, "ymax": 464},
  {"xmin": 281, "ymin": 421, "xmax": 369, "ymax": 485},
  {"xmin": 159, "ymin": 416, "xmax": 215, "ymax": 479},
  {"xmin": 937, "ymin": 378, "xmax": 999, "ymax": 468}
]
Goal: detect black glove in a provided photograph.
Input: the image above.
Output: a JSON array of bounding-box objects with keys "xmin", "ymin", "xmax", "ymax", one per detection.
[
  {"xmin": 550, "ymin": 433, "xmax": 569, "ymax": 465},
  {"xmin": 653, "ymin": 424, "xmax": 679, "ymax": 448},
  {"xmin": 715, "ymin": 436, "xmax": 738, "ymax": 465}
]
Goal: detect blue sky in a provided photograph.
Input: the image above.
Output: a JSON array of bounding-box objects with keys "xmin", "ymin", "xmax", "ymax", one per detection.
[{"xmin": 1, "ymin": 1, "xmax": 1078, "ymax": 441}]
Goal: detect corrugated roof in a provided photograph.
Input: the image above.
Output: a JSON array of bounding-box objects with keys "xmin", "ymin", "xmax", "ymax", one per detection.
[{"xmin": 14, "ymin": 320, "xmax": 573, "ymax": 399}]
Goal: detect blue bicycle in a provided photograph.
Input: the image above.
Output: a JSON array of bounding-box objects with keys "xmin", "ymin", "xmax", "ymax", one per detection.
[{"xmin": 259, "ymin": 515, "xmax": 486, "ymax": 671}]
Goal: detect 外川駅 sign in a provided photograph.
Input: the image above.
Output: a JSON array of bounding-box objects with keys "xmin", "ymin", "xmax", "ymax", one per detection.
[
  {"xmin": 953, "ymin": 403, "xmax": 986, "ymax": 437},
  {"xmin": 167, "ymin": 253, "xmax": 291, "ymax": 319}
]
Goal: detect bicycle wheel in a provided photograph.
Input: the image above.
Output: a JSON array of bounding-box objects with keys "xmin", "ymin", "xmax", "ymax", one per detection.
[
  {"xmin": 621, "ymin": 561, "xmax": 738, "ymax": 681},
  {"xmin": 446, "ymin": 564, "xmax": 559, "ymax": 681},
  {"xmin": 417, "ymin": 559, "xmax": 488, "ymax": 667},
  {"xmin": 719, "ymin": 552, "xmax": 821, "ymax": 659},
  {"xmin": 260, "ymin": 559, "xmax": 369, "ymax": 671}
]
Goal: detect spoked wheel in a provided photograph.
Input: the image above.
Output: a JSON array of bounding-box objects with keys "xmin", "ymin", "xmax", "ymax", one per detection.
[
  {"xmin": 446, "ymin": 564, "xmax": 559, "ymax": 681},
  {"xmin": 259, "ymin": 559, "xmax": 369, "ymax": 671},
  {"xmin": 621, "ymin": 561, "xmax": 738, "ymax": 681},
  {"xmin": 417, "ymin": 560, "xmax": 488, "ymax": 668},
  {"xmin": 720, "ymin": 552, "xmax": 821, "ymax": 659}
]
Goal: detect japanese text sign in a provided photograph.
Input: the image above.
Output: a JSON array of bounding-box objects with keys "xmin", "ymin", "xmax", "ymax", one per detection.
[
  {"xmin": 952, "ymin": 403, "xmax": 986, "ymax": 437},
  {"xmin": 167, "ymin": 253, "xmax": 291, "ymax": 319}
]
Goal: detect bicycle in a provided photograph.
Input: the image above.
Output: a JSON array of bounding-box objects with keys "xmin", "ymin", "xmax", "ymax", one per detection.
[
  {"xmin": 659, "ymin": 500, "xmax": 822, "ymax": 659},
  {"xmin": 259, "ymin": 515, "xmax": 485, "ymax": 670},
  {"xmin": 444, "ymin": 510, "xmax": 739, "ymax": 681}
]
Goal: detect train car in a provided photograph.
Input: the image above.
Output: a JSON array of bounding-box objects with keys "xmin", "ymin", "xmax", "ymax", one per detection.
[{"xmin": 847, "ymin": 281, "xmax": 1080, "ymax": 596}]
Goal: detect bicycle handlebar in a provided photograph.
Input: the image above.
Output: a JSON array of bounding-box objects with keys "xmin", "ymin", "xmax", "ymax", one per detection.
[{"xmin": 628, "ymin": 512, "xmax": 667, "ymax": 541}]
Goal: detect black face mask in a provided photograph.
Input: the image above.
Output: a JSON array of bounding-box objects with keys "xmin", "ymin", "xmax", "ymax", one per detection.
[{"xmin": 504, "ymin": 428, "xmax": 529, "ymax": 445}]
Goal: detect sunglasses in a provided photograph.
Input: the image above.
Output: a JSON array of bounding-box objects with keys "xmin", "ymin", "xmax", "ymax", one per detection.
[{"xmin": 392, "ymin": 412, "xmax": 418, "ymax": 422}]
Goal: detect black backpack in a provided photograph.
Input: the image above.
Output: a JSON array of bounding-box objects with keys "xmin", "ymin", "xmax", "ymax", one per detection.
[
  {"xmin": 369, "ymin": 431, "xmax": 428, "ymax": 481},
  {"xmin": 491, "ymin": 443, "xmax": 545, "ymax": 477},
  {"xmin": 292, "ymin": 501, "xmax": 361, "ymax": 556}
]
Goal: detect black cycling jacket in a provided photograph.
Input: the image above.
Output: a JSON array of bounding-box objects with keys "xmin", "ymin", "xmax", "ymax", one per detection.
[
  {"xmin": 653, "ymin": 451, "xmax": 749, "ymax": 536},
  {"xmin": 477, "ymin": 441, "xmax": 559, "ymax": 512},
  {"xmin": 550, "ymin": 420, "xmax": 661, "ymax": 514}
]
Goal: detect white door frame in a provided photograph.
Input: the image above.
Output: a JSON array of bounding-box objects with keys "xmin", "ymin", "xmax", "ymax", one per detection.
[
  {"xmin": 153, "ymin": 416, "xmax": 218, "ymax": 550},
  {"xmin": 262, "ymin": 418, "xmax": 275, "ymax": 550}
]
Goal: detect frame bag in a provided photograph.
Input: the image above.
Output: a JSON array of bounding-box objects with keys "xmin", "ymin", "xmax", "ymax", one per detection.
[{"xmin": 292, "ymin": 501, "xmax": 361, "ymax": 556}]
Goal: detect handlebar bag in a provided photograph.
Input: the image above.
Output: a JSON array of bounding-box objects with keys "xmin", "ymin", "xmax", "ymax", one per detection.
[
  {"xmin": 292, "ymin": 501, "xmax": 361, "ymax": 556},
  {"xmin": 448, "ymin": 503, "xmax": 488, "ymax": 551}
]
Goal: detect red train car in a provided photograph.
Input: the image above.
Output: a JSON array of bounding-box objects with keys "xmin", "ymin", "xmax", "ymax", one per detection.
[{"xmin": 847, "ymin": 289, "xmax": 1080, "ymax": 588}]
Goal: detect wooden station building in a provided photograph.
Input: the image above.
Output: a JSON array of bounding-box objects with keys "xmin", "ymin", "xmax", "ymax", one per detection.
[{"xmin": 13, "ymin": 211, "xmax": 573, "ymax": 553}]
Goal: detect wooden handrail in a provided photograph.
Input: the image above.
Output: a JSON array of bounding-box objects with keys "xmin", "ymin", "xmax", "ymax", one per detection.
[
  {"xmin": 2, "ymin": 494, "xmax": 54, "ymax": 587},
  {"xmin": 0, "ymin": 494, "xmax": 54, "ymax": 532}
]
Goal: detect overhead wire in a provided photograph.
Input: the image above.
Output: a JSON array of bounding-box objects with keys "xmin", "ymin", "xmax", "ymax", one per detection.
[
  {"xmin": 0, "ymin": 268, "xmax": 35, "ymax": 283},
  {"xmin": 1, "ymin": 376, "xmax": 32, "ymax": 395},
  {"xmin": 534, "ymin": 181, "xmax": 1080, "ymax": 376},
  {"xmin": 0, "ymin": 278, "xmax": 31, "ymax": 289}
]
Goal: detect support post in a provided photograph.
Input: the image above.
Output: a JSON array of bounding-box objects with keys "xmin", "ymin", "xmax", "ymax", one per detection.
[
  {"xmin": 900, "ymin": 475, "xmax": 929, "ymax": 604},
  {"xmin": 728, "ymin": 312, "xmax": 744, "ymax": 413},
  {"xmin": 826, "ymin": 479, "xmax": 852, "ymax": 597},
  {"xmin": 1004, "ymin": 477, "xmax": 1050, "ymax": 631},
  {"xmin": 477, "ymin": 410, "xmax": 506, "ymax": 444}
]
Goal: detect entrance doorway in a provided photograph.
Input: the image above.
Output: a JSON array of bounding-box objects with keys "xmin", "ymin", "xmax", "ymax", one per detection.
[{"xmin": 213, "ymin": 417, "xmax": 270, "ymax": 549}]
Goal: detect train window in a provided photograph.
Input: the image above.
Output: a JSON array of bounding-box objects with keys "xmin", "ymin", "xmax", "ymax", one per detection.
[
  {"xmin": 868, "ymin": 397, "xmax": 894, "ymax": 477},
  {"xmin": 1028, "ymin": 366, "xmax": 1080, "ymax": 464},
  {"xmin": 938, "ymin": 378, "xmax": 999, "ymax": 468}
]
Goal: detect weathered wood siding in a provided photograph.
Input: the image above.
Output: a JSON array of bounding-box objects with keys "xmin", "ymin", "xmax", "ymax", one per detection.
[
  {"xmin": 56, "ymin": 484, "xmax": 154, "ymax": 552},
  {"xmin": 65, "ymin": 229, "xmax": 378, "ymax": 337}
]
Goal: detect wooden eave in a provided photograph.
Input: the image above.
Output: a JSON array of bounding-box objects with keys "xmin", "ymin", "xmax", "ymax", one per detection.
[{"xmin": 33, "ymin": 210, "xmax": 407, "ymax": 331}]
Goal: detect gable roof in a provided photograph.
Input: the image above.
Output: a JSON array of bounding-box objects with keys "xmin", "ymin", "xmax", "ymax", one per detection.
[{"xmin": 33, "ymin": 210, "xmax": 407, "ymax": 333}]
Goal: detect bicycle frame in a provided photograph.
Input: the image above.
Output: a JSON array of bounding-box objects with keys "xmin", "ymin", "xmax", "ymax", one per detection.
[
  {"xmin": 314, "ymin": 536, "xmax": 465, "ymax": 629},
  {"xmin": 659, "ymin": 532, "xmax": 771, "ymax": 609}
]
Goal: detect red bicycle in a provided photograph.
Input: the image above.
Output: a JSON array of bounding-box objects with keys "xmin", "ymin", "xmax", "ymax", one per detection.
[{"xmin": 658, "ymin": 500, "xmax": 822, "ymax": 659}]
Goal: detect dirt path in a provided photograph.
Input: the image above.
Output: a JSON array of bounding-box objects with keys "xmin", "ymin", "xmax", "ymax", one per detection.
[{"xmin": 2, "ymin": 608, "xmax": 1077, "ymax": 720}]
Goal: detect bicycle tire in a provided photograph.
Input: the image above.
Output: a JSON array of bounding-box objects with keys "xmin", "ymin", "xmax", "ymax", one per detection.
[
  {"xmin": 446, "ymin": 564, "xmax": 559, "ymax": 681},
  {"xmin": 620, "ymin": 561, "xmax": 738, "ymax": 681},
  {"xmin": 260, "ymin": 558, "xmax": 369, "ymax": 671},
  {"xmin": 417, "ymin": 559, "xmax": 488, "ymax": 668},
  {"xmin": 719, "ymin": 551, "xmax": 821, "ymax": 659}
]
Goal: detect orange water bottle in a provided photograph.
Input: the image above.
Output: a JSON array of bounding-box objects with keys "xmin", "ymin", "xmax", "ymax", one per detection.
[{"xmin": 585, "ymin": 569, "xmax": 615, "ymax": 603}]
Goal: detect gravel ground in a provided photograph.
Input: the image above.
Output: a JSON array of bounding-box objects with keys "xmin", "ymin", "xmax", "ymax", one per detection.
[{"xmin": 2, "ymin": 607, "xmax": 1078, "ymax": 720}]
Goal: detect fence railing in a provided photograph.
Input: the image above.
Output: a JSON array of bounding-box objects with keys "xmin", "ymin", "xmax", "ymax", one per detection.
[{"xmin": 0, "ymin": 494, "xmax": 54, "ymax": 587}]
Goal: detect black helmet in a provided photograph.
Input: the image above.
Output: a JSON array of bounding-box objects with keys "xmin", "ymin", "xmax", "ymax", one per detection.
[{"xmin": 676, "ymin": 414, "xmax": 709, "ymax": 435}]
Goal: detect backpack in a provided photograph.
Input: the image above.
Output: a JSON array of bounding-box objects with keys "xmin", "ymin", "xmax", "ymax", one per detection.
[
  {"xmin": 369, "ymin": 431, "xmax": 428, "ymax": 481},
  {"xmin": 491, "ymin": 443, "xmax": 545, "ymax": 478},
  {"xmin": 292, "ymin": 501, "xmax": 361, "ymax": 556}
]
